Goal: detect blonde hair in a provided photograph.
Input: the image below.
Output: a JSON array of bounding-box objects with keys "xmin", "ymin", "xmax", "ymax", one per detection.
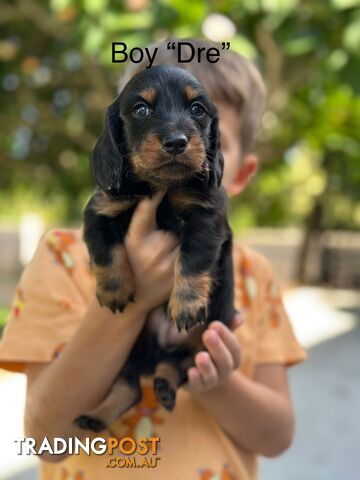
[{"xmin": 118, "ymin": 37, "xmax": 266, "ymax": 154}]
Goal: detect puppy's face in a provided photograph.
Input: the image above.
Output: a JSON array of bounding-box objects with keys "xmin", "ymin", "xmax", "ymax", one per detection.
[
  {"xmin": 92, "ymin": 65, "xmax": 223, "ymax": 191},
  {"xmin": 120, "ymin": 66, "xmax": 216, "ymax": 186}
]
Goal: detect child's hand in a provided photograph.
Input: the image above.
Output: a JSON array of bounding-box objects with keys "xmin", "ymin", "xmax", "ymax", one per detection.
[
  {"xmin": 125, "ymin": 193, "xmax": 180, "ymax": 313},
  {"xmin": 185, "ymin": 313, "xmax": 243, "ymax": 393}
]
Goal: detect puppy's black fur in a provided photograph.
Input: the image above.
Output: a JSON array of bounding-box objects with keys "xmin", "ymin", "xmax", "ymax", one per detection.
[{"xmin": 75, "ymin": 65, "xmax": 235, "ymax": 431}]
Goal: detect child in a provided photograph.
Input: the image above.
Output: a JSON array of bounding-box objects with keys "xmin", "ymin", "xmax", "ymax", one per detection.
[{"xmin": 0, "ymin": 38, "xmax": 306, "ymax": 480}]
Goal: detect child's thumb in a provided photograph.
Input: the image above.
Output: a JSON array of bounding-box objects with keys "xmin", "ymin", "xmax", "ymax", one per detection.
[{"xmin": 128, "ymin": 192, "xmax": 164, "ymax": 239}]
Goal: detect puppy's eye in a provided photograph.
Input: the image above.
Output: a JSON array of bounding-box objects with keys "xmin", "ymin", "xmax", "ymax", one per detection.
[
  {"xmin": 190, "ymin": 102, "xmax": 205, "ymax": 117},
  {"xmin": 132, "ymin": 103, "xmax": 150, "ymax": 117}
]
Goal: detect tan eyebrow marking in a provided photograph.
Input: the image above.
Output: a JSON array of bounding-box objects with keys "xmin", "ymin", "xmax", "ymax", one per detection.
[
  {"xmin": 184, "ymin": 85, "xmax": 199, "ymax": 101},
  {"xmin": 139, "ymin": 87, "xmax": 156, "ymax": 103}
]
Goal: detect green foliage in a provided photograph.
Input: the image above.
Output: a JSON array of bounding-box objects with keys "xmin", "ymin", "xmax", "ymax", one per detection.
[
  {"xmin": 0, "ymin": 308, "xmax": 9, "ymax": 334},
  {"xmin": 1, "ymin": 0, "xmax": 359, "ymax": 231}
]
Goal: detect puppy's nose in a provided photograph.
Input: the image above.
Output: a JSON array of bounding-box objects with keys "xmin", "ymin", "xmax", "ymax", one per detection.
[{"xmin": 162, "ymin": 133, "xmax": 188, "ymax": 155}]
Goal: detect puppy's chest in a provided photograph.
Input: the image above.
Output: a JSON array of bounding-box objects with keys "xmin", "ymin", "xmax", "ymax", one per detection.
[{"xmin": 156, "ymin": 190, "xmax": 211, "ymax": 234}]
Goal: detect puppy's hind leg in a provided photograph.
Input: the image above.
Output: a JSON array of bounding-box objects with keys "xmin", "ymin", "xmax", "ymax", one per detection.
[
  {"xmin": 153, "ymin": 356, "xmax": 192, "ymax": 411},
  {"xmin": 75, "ymin": 375, "xmax": 141, "ymax": 432},
  {"xmin": 153, "ymin": 362, "xmax": 181, "ymax": 412}
]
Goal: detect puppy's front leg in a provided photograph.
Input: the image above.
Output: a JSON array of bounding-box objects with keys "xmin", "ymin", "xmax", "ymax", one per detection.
[
  {"xmin": 84, "ymin": 189, "xmax": 137, "ymax": 313},
  {"xmin": 168, "ymin": 204, "xmax": 225, "ymax": 331}
]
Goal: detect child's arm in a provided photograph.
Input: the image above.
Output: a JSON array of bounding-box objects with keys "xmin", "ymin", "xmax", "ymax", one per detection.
[
  {"xmin": 24, "ymin": 195, "xmax": 179, "ymax": 463},
  {"xmin": 186, "ymin": 321, "xmax": 294, "ymax": 458}
]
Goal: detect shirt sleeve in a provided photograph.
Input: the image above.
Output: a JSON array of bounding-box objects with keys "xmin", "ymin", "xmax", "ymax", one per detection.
[
  {"xmin": 255, "ymin": 259, "xmax": 306, "ymax": 367},
  {"xmin": 0, "ymin": 229, "xmax": 88, "ymax": 373}
]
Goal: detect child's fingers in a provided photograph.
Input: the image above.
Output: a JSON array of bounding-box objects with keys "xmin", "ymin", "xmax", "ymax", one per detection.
[
  {"xmin": 195, "ymin": 351, "xmax": 218, "ymax": 388},
  {"xmin": 203, "ymin": 329, "xmax": 234, "ymax": 379},
  {"xmin": 208, "ymin": 321, "xmax": 241, "ymax": 369},
  {"xmin": 127, "ymin": 192, "xmax": 164, "ymax": 240},
  {"xmin": 187, "ymin": 367, "xmax": 204, "ymax": 392},
  {"xmin": 231, "ymin": 311, "xmax": 244, "ymax": 330}
]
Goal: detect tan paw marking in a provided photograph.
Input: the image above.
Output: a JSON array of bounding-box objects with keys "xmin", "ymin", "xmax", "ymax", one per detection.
[
  {"xmin": 168, "ymin": 262, "xmax": 211, "ymax": 331},
  {"xmin": 92, "ymin": 245, "xmax": 135, "ymax": 313}
]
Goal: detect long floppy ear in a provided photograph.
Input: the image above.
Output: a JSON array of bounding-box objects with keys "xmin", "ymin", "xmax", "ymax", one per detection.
[
  {"xmin": 92, "ymin": 98, "xmax": 126, "ymax": 191},
  {"xmin": 206, "ymin": 116, "xmax": 224, "ymax": 189}
]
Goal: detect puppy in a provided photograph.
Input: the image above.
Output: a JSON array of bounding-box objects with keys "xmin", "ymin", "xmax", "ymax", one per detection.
[{"xmin": 75, "ymin": 65, "xmax": 235, "ymax": 432}]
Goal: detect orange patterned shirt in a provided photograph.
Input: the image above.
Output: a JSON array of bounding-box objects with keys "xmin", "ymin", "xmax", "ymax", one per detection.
[{"xmin": 0, "ymin": 228, "xmax": 306, "ymax": 480}]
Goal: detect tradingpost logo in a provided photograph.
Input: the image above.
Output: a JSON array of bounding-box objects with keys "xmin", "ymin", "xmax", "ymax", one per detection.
[{"xmin": 15, "ymin": 436, "xmax": 161, "ymax": 469}]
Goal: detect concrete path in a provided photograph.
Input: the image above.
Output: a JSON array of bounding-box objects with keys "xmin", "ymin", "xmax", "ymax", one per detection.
[
  {"xmin": 261, "ymin": 325, "xmax": 360, "ymax": 480},
  {"xmin": 0, "ymin": 373, "xmax": 38, "ymax": 480},
  {"xmin": 260, "ymin": 287, "xmax": 360, "ymax": 480}
]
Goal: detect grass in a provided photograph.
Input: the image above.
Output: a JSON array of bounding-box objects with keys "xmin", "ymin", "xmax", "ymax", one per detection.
[{"xmin": 0, "ymin": 307, "xmax": 9, "ymax": 334}]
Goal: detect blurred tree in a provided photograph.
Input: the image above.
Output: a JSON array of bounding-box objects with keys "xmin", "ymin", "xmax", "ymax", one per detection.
[{"xmin": 1, "ymin": 0, "xmax": 359, "ymax": 246}]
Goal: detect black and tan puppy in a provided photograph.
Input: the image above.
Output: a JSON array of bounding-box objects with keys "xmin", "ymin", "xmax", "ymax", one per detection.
[{"xmin": 75, "ymin": 65, "xmax": 235, "ymax": 432}]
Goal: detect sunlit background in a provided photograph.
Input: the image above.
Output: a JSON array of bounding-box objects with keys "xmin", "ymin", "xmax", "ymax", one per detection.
[{"xmin": 0, "ymin": 0, "xmax": 359, "ymax": 479}]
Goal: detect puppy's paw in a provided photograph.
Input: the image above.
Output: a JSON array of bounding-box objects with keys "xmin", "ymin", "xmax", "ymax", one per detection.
[
  {"xmin": 168, "ymin": 290, "xmax": 208, "ymax": 332},
  {"xmin": 154, "ymin": 377, "xmax": 176, "ymax": 411},
  {"xmin": 168, "ymin": 303, "xmax": 207, "ymax": 332},
  {"xmin": 167, "ymin": 270, "xmax": 211, "ymax": 331},
  {"xmin": 92, "ymin": 245, "xmax": 135, "ymax": 313},
  {"xmin": 75, "ymin": 415, "xmax": 107, "ymax": 432},
  {"xmin": 96, "ymin": 276, "xmax": 135, "ymax": 313}
]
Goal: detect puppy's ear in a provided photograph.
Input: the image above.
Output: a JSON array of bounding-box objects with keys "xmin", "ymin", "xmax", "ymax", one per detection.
[
  {"xmin": 92, "ymin": 98, "xmax": 126, "ymax": 191},
  {"xmin": 206, "ymin": 116, "xmax": 224, "ymax": 189}
]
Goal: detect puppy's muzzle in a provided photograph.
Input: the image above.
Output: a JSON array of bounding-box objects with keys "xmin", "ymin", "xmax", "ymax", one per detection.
[{"xmin": 162, "ymin": 132, "xmax": 188, "ymax": 155}]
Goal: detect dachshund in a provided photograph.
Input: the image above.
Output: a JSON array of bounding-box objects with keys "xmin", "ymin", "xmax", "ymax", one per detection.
[{"xmin": 75, "ymin": 65, "xmax": 235, "ymax": 432}]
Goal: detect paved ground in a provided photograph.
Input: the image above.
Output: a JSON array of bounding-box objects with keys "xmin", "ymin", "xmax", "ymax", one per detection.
[
  {"xmin": 261, "ymin": 325, "xmax": 360, "ymax": 480},
  {"xmin": 0, "ymin": 287, "xmax": 359, "ymax": 480},
  {"xmin": 260, "ymin": 288, "xmax": 360, "ymax": 480},
  {"xmin": 3, "ymin": 467, "xmax": 38, "ymax": 480}
]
